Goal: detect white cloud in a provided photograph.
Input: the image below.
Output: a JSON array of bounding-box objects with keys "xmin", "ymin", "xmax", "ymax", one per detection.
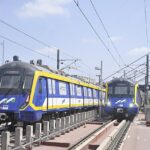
[
  {"xmin": 128, "ymin": 47, "xmax": 149, "ymax": 56},
  {"xmin": 18, "ymin": 0, "xmax": 71, "ymax": 18},
  {"xmin": 110, "ymin": 36, "xmax": 123, "ymax": 42}
]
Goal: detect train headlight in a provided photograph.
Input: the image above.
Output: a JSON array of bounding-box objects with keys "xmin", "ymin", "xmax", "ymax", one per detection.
[
  {"xmin": 107, "ymin": 101, "xmax": 111, "ymax": 107},
  {"xmin": 129, "ymin": 103, "xmax": 134, "ymax": 108}
]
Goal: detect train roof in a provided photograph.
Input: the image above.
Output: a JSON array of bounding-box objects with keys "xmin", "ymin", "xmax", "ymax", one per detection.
[
  {"xmin": 0, "ymin": 61, "xmax": 37, "ymax": 74},
  {"xmin": 0, "ymin": 61, "xmax": 105, "ymax": 91},
  {"xmin": 108, "ymin": 77, "xmax": 135, "ymax": 85},
  {"xmin": 0, "ymin": 61, "xmax": 57, "ymax": 74}
]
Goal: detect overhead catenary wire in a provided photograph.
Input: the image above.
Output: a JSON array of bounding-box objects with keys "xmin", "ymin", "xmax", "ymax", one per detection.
[
  {"xmin": 121, "ymin": 63, "xmax": 146, "ymax": 78},
  {"xmin": 0, "ymin": 18, "xmax": 80, "ymax": 62},
  {"xmin": 126, "ymin": 68, "xmax": 146, "ymax": 79},
  {"xmin": 104, "ymin": 53, "xmax": 149, "ymax": 81},
  {"xmin": 0, "ymin": 18, "xmax": 81, "ymax": 61},
  {"xmin": 0, "ymin": 34, "xmax": 57, "ymax": 61},
  {"xmin": 73, "ymin": 0, "xmax": 120, "ymax": 67},
  {"xmin": 0, "ymin": 18, "xmax": 95, "ymax": 77},
  {"xmin": 89, "ymin": 0, "xmax": 125, "ymax": 66},
  {"xmin": 0, "ymin": 18, "xmax": 54, "ymax": 49},
  {"xmin": 127, "ymin": 67, "xmax": 146, "ymax": 79}
]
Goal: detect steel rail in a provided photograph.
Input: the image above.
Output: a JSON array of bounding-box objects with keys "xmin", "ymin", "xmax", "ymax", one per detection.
[
  {"xmin": 68, "ymin": 120, "xmax": 112, "ymax": 150},
  {"xmin": 107, "ymin": 121, "xmax": 131, "ymax": 150}
]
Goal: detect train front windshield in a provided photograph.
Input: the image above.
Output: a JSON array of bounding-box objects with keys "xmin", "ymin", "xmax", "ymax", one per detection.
[
  {"xmin": 108, "ymin": 82, "xmax": 134, "ymax": 97},
  {"xmin": 0, "ymin": 74, "xmax": 20, "ymax": 89},
  {"xmin": 0, "ymin": 70, "xmax": 33, "ymax": 94}
]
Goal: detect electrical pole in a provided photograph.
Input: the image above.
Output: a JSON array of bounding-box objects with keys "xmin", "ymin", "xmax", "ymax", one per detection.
[
  {"xmin": 145, "ymin": 54, "xmax": 149, "ymax": 105},
  {"xmin": 145, "ymin": 54, "xmax": 150, "ymax": 124},
  {"xmin": 95, "ymin": 61, "xmax": 103, "ymax": 120},
  {"xmin": 57, "ymin": 49, "xmax": 60, "ymax": 70},
  {"xmin": 100, "ymin": 61, "xmax": 103, "ymax": 119}
]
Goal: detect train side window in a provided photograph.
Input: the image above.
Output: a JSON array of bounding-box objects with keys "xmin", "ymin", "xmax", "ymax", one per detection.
[
  {"xmin": 130, "ymin": 86, "xmax": 134, "ymax": 96},
  {"xmin": 70, "ymin": 83, "xmax": 75, "ymax": 96},
  {"xmin": 48, "ymin": 79, "xmax": 52, "ymax": 94},
  {"xmin": 88, "ymin": 88, "xmax": 92, "ymax": 97},
  {"xmin": 76, "ymin": 85, "xmax": 82, "ymax": 96},
  {"xmin": 38, "ymin": 78, "xmax": 42, "ymax": 94},
  {"xmin": 83, "ymin": 87, "xmax": 87, "ymax": 97},
  {"xmin": 23, "ymin": 75, "xmax": 33, "ymax": 90},
  {"xmin": 93, "ymin": 89, "xmax": 97, "ymax": 98},
  {"xmin": 59, "ymin": 82, "xmax": 67, "ymax": 95},
  {"xmin": 108, "ymin": 86, "xmax": 113, "ymax": 94},
  {"xmin": 52, "ymin": 79, "xmax": 56, "ymax": 95}
]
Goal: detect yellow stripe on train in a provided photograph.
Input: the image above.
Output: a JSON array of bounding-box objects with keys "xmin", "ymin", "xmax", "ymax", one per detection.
[{"xmin": 27, "ymin": 71, "xmax": 105, "ymax": 111}]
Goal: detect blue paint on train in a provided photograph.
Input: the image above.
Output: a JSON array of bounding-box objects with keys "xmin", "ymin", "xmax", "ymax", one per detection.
[
  {"xmin": 105, "ymin": 97, "xmax": 138, "ymax": 116},
  {"xmin": 105, "ymin": 78, "xmax": 141, "ymax": 118},
  {"xmin": 0, "ymin": 61, "xmax": 106, "ymax": 123}
]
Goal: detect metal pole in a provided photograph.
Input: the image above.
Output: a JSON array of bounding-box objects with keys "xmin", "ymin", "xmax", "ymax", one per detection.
[
  {"xmin": 146, "ymin": 54, "xmax": 149, "ymax": 105},
  {"xmin": 100, "ymin": 61, "xmax": 103, "ymax": 119},
  {"xmin": 57, "ymin": 49, "xmax": 60, "ymax": 70}
]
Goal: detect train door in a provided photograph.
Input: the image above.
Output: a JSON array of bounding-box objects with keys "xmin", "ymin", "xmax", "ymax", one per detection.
[
  {"xmin": 33, "ymin": 77, "xmax": 47, "ymax": 108},
  {"xmin": 47, "ymin": 78, "xmax": 54, "ymax": 110},
  {"xmin": 83, "ymin": 87, "xmax": 88, "ymax": 107},
  {"xmin": 70, "ymin": 83, "xmax": 75, "ymax": 107},
  {"xmin": 76, "ymin": 85, "xmax": 83, "ymax": 107}
]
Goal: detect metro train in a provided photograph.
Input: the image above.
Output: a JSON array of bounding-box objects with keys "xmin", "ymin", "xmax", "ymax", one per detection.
[
  {"xmin": 105, "ymin": 78, "xmax": 142, "ymax": 119},
  {"xmin": 0, "ymin": 57, "xmax": 106, "ymax": 125}
]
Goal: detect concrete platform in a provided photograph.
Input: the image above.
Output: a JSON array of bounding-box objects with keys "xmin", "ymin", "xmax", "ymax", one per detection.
[{"xmin": 121, "ymin": 112, "xmax": 150, "ymax": 150}]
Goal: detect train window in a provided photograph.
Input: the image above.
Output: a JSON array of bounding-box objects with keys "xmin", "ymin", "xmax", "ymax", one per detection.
[
  {"xmin": 38, "ymin": 78, "xmax": 42, "ymax": 94},
  {"xmin": 88, "ymin": 88, "xmax": 92, "ymax": 97},
  {"xmin": 83, "ymin": 87, "xmax": 87, "ymax": 97},
  {"xmin": 59, "ymin": 82, "xmax": 67, "ymax": 95},
  {"xmin": 130, "ymin": 86, "xmax": 134, "ymax": 96},
  {"xmin": 0, "ymin": 75, "xmax": 21, "ymax": 89},
  {"xmin": 93, "ymin": 89, "xmax": 97, "ymax": 98},
  {"xmin": 108, "ymin": 86, "xmax": 113, "ymax": 94},
  {"xmin": 23, "ymin": 75, "xmax": 33, "ymax": 90},
  {"xmin": 52, "ymin": 80, "xmax": 56, "ymax": 94},
  {"xmin": 48, "ymin": 79, "xmax": 52, "ymax": 94},
  {"xmin": 47, "ymin": 79, "xmax": 56, "ymax": 95},
  {"xmin": 70, "ymin": 84, "xmax": 75, "ymax": 96},
  {"xmin": 76, "ymin": 85, "xmax": 82, "ymax": 96},
  {"xmin": 114, "ymin": 86, "xmax": 128, "ymax": 95},
  {"xmin": 99, "ymin": 91, "xmax": 101, "ymax": 98}
]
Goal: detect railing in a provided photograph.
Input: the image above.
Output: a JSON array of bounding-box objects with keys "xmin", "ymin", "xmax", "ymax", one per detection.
[{"xmin": 0, "ymin": 110, "xmax": 97, "ymax": 150}]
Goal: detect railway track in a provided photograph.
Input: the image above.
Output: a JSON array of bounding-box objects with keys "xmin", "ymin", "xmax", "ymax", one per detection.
[
  {"xmin": 106, "ymin": 121, "xmax": 131, "ymax": 150},
  {"xmin": 68, "ymin": 120, "xmax": 112, "ymax": 150},
  {"xmin": 67, "ymin": 120, "xmax": 131, "ymax": 150},
  {"xmin": 2, "ymin": 120, "xmax": 131, "ymax": 150},
  {"xmin": 0, "ymin": 110, "xmax": 132, "ymax": 150}
]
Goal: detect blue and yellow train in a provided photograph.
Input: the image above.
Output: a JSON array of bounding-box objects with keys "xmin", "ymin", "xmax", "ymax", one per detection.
[
  {"xmin": 105, "ymin": 78, "xmax": 142, "ymax": 119},
  {"xmin": 0, "ymin": 57, "xmax": 106, "ymax": 124}
]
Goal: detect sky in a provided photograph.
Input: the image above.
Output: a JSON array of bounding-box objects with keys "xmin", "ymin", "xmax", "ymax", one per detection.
[{"xmin": 0, "ymin": 0, "xmax": 149, "ymax": 82}]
